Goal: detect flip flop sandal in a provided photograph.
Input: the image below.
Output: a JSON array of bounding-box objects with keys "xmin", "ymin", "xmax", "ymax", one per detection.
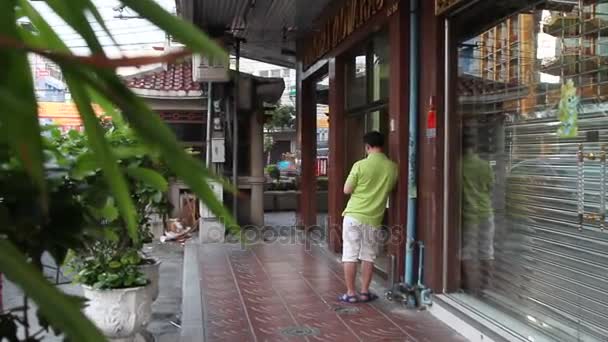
[
  {"xmin": 338, "ymin": 293, "xmax": 359, "ymax": 303},
  {"xmin": 358, "ymin": 292, "xmax": 378, "ymax": 303}
]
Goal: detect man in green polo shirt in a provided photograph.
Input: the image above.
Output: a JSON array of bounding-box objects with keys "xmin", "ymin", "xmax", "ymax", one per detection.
[
  {"xmin": 339, "ymin": 131, "xmax": 397, "ymax": 304},
  {"xmin": 461, "ymin": 136, "xmax": 495, "ymax": 293}
]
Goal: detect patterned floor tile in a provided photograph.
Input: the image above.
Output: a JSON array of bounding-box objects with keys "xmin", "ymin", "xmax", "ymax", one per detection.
[{"xmin": 198, "ymin": 243, "xmax": 464, "ymax": 342}]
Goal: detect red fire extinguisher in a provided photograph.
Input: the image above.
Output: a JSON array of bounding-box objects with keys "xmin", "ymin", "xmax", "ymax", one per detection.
[{"xmin": 426, "ymin": 96, "xmax": 437, "ymax": 140}]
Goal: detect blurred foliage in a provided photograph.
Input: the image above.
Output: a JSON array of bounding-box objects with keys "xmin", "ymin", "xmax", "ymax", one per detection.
[
  {"xmin": 266, "ymin": 105, "xmax": 295, "ymax": 130},
  {"xmin": 265, "ymin": 164, "xmax": 280, "ymax": 181},
  {"xmin": 0, "ymin": 0, "xmax": 232, "ymax": 340}
]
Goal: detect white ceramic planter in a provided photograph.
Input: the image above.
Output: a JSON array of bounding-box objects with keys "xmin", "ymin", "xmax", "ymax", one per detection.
[
  {"xmin": 83, "ymin": 285, "xmax": 151, "ymax": 342},
  {"xmin": 138, "ymin": 259, "xmax": 161, "ymax": 302}
]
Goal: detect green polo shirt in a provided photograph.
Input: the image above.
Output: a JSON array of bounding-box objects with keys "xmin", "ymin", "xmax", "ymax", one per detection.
[
  {"xmin": 342, "ymin": 153, "xmax": 398, "ymax": 227},
  {"xmin": 462, "ymin": 152, "xmax": 494, "ymax": 224}
]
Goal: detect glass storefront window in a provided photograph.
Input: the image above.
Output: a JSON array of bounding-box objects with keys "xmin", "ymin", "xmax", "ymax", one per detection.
[
  {"xmin": 372, "ymin": 32, "xmax": 390, "ymax": 102},
  {"xmin": 346, "ymin": 50, "xmax": 368, "ymax": 109},
  {"xmin": 456, "ymin": 3, "xmax": 608, "ymax": 342},
  {"xmin": 345, "ymin": 30, "xmax": 389, "ymax": 110}
]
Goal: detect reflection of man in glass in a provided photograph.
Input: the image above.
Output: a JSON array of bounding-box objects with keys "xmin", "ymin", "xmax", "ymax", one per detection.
[{"xmin": 461, "ymin": 135, "xmax": 495, "ymax": 293}]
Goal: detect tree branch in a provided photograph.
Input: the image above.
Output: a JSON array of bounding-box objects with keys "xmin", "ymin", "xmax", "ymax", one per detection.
[{"xmin": 0, "ymin": 35, "xmax": 194, "ymax": 69}]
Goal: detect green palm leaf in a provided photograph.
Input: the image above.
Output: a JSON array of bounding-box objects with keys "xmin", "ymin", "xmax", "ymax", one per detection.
[
  {"xmin": 64, "ymin": 71, "xmax": 139, "ymax": 243},
  {"xmin": 1, "ymin": 0, "xmax": 240, "ymax": 340},
  {"xmin": 119, "ymin": 0, "xmax": 227, "ymax": 60},
  {"xmin": 0, "ymin": 0, "xmax": 46, "ymax": 204},
  {"xmin": 44, "ymin": 0, "xmax": 105, "ymax": 55},
  {"xmin": 126, "ymin": 167, "xmax": 168, "ymax": 192}
]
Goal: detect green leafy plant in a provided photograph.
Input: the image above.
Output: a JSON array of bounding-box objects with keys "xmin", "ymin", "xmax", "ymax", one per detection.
[
  {"xmin": 265, "ymin": 105, "xmax": 295, "ymax": 130},
  {"xmin": 0, "ymin": 0, "xmax": 235, "ymax": 340},
  {"xmin": 67, "ymin": 245, "xmax": 146, "ymax": 290},
  {"xmin": 0, "ymin": 129, "xmax": 94, "ymax": 341},
  {"xmin": 48, "ymin": 122, "xmax": 170, "ymax": 289},
  {"xmin": 266, "ymin": 164, "xmax": 281, "ymax": 182}
]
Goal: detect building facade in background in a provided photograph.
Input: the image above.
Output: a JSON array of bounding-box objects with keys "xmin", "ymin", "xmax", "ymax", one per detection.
[{"xmin": 238, "ymin": 59, "xmax": 296, "ymax": 107}]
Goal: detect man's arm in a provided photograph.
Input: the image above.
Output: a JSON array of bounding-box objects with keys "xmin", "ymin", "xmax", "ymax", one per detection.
[
  {"xmin": 344, "ymin": 182, "xmax": 355, "ymax": 195},
  {"xmin": 344, "ymin": 163, "xmax": 359, "ymax": 195}
]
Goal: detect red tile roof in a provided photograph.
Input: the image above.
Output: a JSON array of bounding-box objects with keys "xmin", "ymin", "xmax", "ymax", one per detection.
[{"xmin": 125, "ymin": 60, "xmax": 203, "ymax": 97}]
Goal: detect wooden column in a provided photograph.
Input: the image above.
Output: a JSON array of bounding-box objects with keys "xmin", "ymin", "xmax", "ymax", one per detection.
[
  {"xmin": 418, "ymin": 0, "xmax": 450, "ymax": 292},
  {"xmin": 296, "ymin": 64, "xmax": 317, "ymax": 229},
  {"xmin": 327, "ymin": 57, "xmax": 346, "ymax": 253},
  {"xmin": 387, "ymin": 1, "xmax": 410, "ymax": 283}
]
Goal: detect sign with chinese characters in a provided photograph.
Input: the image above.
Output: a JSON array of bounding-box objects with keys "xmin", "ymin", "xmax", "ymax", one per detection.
[
  {"xmin": 302, "ymin": 0, "xmax": 387, "ymax": 69},
  {"xmin": 435, "ymin": 0, "xmax": 466, "ymax": 15},
  {"xmin": 36, "ymin": 69, "xmax": 50, "ymax": 77}
]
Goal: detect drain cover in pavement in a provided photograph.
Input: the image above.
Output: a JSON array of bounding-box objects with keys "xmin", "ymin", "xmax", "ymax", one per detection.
[
  {"xmin": 333, "ymin": 306, "xmax": 361, "ymax": 314},
  {"xmin": 280, "ymin": 326, "xmax": 320, "ymax": 337}
]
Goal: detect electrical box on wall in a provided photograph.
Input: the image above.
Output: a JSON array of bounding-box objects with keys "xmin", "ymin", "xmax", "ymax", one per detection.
[
  {"xmin": 201, "ymin": 181, "xmax": 223, "ymax": 219},
  {"xmin": 211, "ymin": 138, "xmax": 225, "ymax": 163},
  {"xmin": 192, "ymin": 54, "xmax": 230, "ymax": 83}
]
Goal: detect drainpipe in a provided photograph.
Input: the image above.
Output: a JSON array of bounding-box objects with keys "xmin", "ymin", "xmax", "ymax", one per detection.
[
  {"xmin": 206, "ymin": 81, "xmax": 213, "ymax": 169},
  {"xmin": 233, "ymin": 39, "xmax": 240, "ymax": 221},
  {"xmin": 405, "ymin": 0, "xmax": 420, "ymax": 287}
]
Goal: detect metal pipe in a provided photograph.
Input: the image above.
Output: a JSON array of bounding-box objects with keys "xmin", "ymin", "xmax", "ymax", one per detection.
[
  {"xmin": 442, "ymin": 18, "xmax": 450, "ymax": 293},
  {"xmin": 232, "ymin": 40, "xmax": 240, "ymax": 220},
  {"xmin": 206, "ymin": 81, "xmax": 213, "ymax": 169},
  {"xmin": 389, "ymin": 254, "xmax": 396, "ymax": 289},
  {"xmin": 405, "ymin": 0, "xmax": 420, "ymax": 287}
]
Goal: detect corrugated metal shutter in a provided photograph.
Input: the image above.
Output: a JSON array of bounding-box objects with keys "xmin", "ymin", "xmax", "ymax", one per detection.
[{"xmin": 485, "ymin": 112, "xmax": 608, "ymax": 341}]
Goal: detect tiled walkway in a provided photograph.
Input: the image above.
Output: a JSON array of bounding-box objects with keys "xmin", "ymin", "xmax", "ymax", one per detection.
[{"xmin": 196, "ymin": 241, "xmax": 467, "ymax": 341}]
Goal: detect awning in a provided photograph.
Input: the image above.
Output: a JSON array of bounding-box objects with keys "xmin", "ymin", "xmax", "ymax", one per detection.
[{"xmin": 176, "ymin": 0, "xmax": 333, "ymax": 67}]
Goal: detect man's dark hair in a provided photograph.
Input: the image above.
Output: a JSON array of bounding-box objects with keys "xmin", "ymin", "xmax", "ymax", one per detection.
[
  {"xmin": 363, "ymin": 131, "xmax": 384, "ymax": 148},
  {"xmin": 463, "ymin": 134, "xmax": 477, "ymax": 150}
]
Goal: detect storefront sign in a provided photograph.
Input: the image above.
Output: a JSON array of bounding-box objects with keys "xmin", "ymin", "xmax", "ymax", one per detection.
[
  {"xmin": 435, "ymin": 0, "xmax": 467, "ymax": 15},
  {"xmin": 302, "ymin": 0, "xmax": 386, "ymax": 68}
]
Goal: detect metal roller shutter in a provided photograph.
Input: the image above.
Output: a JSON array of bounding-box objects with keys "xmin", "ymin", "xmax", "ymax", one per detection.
[{"xmin": 484, "ymin": 112, "xmax": 608, "ymax": 341}]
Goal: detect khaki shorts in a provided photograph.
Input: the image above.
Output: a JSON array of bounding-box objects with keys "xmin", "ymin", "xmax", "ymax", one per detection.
[
  {"xmin": 342, "ymin": 216, "xmax": 380, "ymax": 263},
  {"xmin": 462, "ymin": 216, "xmax": 495, "ymax": 261}
]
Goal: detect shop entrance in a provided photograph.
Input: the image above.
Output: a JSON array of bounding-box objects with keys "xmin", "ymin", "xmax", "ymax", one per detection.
[{"xmin": 343, "ymin": 28, "xmax": 391, "ymax": 273}]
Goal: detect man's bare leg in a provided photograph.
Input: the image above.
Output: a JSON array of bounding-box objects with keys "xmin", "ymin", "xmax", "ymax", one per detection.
[
  {"xmin": 343, "ymin": 262, "xmax": 358, "ymax": 296},
  {"xmin": 360, "ymin": 260, "xmax": 374, "ymax": 294}
]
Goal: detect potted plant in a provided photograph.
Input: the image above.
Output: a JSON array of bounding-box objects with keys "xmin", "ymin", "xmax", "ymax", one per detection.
[
  {"xmin": 53, "ymin": 123, "xmax": 170, "ymax": 340},
  {"xmin": 67, "ymin": 243, "xmax": 151, "ymax": 341},
  {"xmin": 104, "ymin": 123, "xmax": 171, "ymax": 303}
]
